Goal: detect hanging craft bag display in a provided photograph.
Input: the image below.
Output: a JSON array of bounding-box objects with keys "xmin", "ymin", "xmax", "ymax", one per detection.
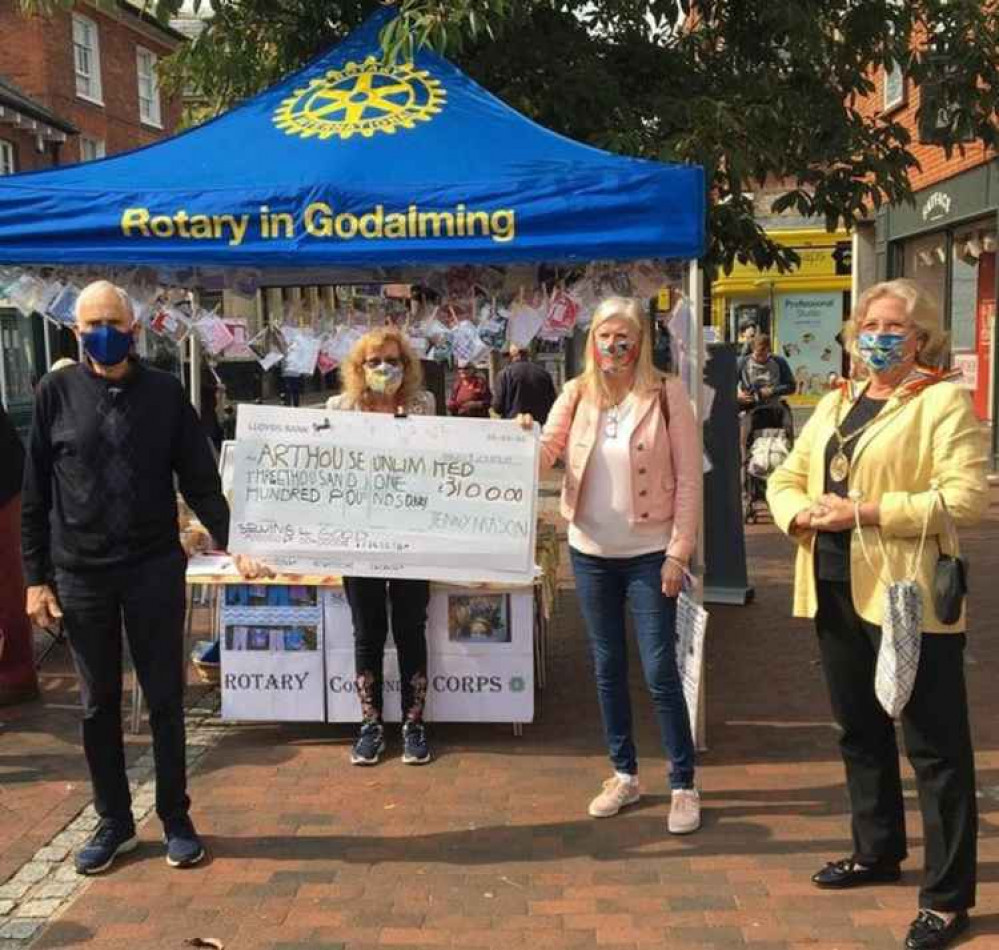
[
  {"xmin": 507, "ymin": 293, "xmax": 545, "ymax": 348},
  {"xmin": 282, "ymin": 330, "xmax": 322, "ymax": 376},
  {"xmin": 248, "ymin": 325, "xmax": 288, "ymax": 370},
  {"xmin": 45, "ymin": 283, "xmax": 81, "ymax": 326},
  {"xmin": 540, "ymin": 286, "xmax": 581, "ymax": 340},
  {"xmin": 194, "ymin": 312, "xmax": 236, "ymax": 356},
  {"xmin": 477, "ymin": 301, "xmax": 509, "ymax": 350},
  {"xmin": 148, "ymin": 304, "xmax": 192, "ymax": 344},
  {"xmin": 853, "ymin": 491, "xmax": 935, "ymax": 718}
]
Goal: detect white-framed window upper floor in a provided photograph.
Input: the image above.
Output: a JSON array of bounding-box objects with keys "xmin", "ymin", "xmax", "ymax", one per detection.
[
  {"xmin": 72, "ymin": 13, "xmax": 103, "ymax": 105},
  {"xmin": 80, "ymin": 136, "xmax": 106, "ymax": 162},
  {"xmin": 0, "ymin": 140, "xmax": 15, "ymax": 176},
  {"xmin": 883, "ymin": 60, "xmax": 905, "ymax": 111},
  {"xmin": 136, "ymin": 46, "xmax": 162, "ymax": 128}
]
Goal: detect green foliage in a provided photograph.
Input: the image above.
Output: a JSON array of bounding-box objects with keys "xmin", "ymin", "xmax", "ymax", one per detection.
[{"xmin": 16, "ymin": 1, "xmax": 999, "ymax": 274}]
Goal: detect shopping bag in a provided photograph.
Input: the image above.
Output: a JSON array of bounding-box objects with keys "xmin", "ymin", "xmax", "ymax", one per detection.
[
  {"xmin": 853, "ymin": 499, "xmax": 929, "ymax": 719},
  {"xmin": 675, "ymin": 590, "xmax": 708, "ymax": 741},
  {"xmin": 874, "ymin": 580, "xmax": 923, "ymax": 718}
]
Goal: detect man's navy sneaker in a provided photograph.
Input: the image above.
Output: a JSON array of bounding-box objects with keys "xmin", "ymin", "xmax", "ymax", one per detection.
[
  {"xmin": 74, "ymin": 819, "xmax": 138, "ymax": 875},
  {"xmin": 402, "ymin": 721, "xmax": 432, "ymax": 765},
  {"xmin": 164, "ymin": 815, "xmax": 205, "ymax": 868}
]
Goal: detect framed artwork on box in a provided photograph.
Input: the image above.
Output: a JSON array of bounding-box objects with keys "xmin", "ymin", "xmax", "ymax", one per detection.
[{"xmin": 447, "ymin": 594, "xmax": 511, "ymax": 644}]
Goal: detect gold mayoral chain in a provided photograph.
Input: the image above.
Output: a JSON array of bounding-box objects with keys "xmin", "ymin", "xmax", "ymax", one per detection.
[{"xmin": 828, "ymin": 389, "xmax": 906, "ymax": 483}]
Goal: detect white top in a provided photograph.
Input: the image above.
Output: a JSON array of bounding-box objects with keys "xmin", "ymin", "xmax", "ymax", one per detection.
[
  {"xmin": 326, "ymin": 390, "xmax": 436, "ymax": 415},
  {"xmin": 568, "ymin": 394, "xmax": 669, "ymax": 559}
]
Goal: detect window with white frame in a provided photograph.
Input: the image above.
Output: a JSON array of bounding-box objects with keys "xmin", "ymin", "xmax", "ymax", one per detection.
[
  {"xmin": 136, "ymin": 47, "xmax": 162, "ymax": 127},
  {"xmin": 72, "ymin": 14, "xmax": 103, "ymax": 104},
  {"xmin": 883, "ymin": 60, "xmax": 905, "ymax": 110},
  {"xmin": 0, "ymin": 140, "xmax": 14, "ymax": 175},
  {"xmin": 80, "ymin": 137, "xmax": 106, "ymax": 162}
]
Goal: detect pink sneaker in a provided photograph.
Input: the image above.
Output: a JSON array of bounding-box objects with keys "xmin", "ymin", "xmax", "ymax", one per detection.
[
  {"xmin": 588, "ymin": 776, "xmax": 640, "ymax": 818},
  {"xmin": 668, "ymin": 788, "xmax": 701, "ymax": 835}
]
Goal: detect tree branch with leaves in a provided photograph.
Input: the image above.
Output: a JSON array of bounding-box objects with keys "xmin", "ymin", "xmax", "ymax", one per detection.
[{"xmin": 17, "ymin": 0, "xmax": 999, "ymax": 273}]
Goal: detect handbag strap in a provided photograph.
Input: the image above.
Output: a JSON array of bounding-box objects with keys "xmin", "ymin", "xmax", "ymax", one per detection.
[
  {"xmin": 659, "ymin": 378, "xmax": 672, "ymax": 427},
  {"xmin": 934, "ymin": 489, "xmax": 960, "ymax": 556},
  {"xmin": 853, "ymin": 488, "xmax": 936, "ymax": 587}
]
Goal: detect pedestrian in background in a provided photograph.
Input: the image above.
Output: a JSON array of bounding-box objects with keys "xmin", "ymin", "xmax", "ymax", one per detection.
[
  {"xmin": 448, "ymin": 360, "xmax": 492, "ymax": 418},
  {"xmin": 737, "ymin": 316, "xmax": 758, "ymax": 357},
  {"xmin": 21, "ymin": 281, "xmax": 264, "ymax": 876},
  {"xmin": 0, "ymin": 403, "xmax": 39, "ymax": 705},
  {"xmin": 492, "ymin": 343, "xmax": 557, "ymax": 425},
  {"xmin": 519, "ymin": 296, "xmax": 703, "ymax": 834},
  {"xmin": 768, "ymin": 279, "xmax": 988, "ymax": 950},
  {"xmin": 327, "ymin": 327, "xmax": 435, "ymax": 766}
]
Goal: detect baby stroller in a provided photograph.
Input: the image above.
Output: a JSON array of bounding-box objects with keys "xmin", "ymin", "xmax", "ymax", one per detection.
[{"xmin": 742, "ymin": 400, "xmax": 794, "ymax": 524}]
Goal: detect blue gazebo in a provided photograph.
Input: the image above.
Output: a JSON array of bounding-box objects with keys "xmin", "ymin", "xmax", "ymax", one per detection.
[{"xmin": 0, "ymin": 10, "xmax": 704, "ymax": 269}]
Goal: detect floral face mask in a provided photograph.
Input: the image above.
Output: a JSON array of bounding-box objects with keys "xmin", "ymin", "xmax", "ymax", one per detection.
[
  {"xmin": 595, "ymin": 338, "xmax": 637, "ymax": 375},
  {"xmin": 364, "ymin": 362, "xmax": 404, "ymax": 395}
]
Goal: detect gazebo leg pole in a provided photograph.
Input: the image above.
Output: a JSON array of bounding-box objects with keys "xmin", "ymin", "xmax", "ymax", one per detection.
[{"xmin": 688, "ymin": 259, "xmax": 708, "ymax": 754}]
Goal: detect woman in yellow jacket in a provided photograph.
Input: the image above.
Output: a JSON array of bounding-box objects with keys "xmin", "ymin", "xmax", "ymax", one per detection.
[{"xmin": 767, "ymin": 279, "xmax": 989, "ymax": 950}]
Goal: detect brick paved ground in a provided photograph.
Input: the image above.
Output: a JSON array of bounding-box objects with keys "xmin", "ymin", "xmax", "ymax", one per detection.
[
  {"xmin": 3, "ymin": 490, "xmax": 998, "ymax": 950},
  {"xmin": 0, "ymin": 652, "xmax": 150, "ymax": 887}
]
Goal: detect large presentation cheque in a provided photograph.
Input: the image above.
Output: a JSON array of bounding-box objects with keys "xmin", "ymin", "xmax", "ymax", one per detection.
[{"xmin": 230, "ymin": 405, "xmax": 539, "ymax": 583}]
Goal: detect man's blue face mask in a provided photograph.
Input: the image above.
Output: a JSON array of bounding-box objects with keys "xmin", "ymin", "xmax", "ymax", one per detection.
[{"xmin": 81, "ymin": 324, "xmax": 133, "ymax": 366}]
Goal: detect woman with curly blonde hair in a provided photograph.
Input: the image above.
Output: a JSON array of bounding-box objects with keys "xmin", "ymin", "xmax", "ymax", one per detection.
[
  {"xmin": 329, "ymin": 327, "xmax": 434, "ymax": 415},
  {"xmin": 326, "ymin": 327, "xmax": 436, "ymax": 766}
]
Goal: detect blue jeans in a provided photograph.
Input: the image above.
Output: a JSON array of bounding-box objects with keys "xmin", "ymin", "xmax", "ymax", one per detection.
[{"xmin": 570, "ymin": 548, "xmax": 696, "ymax": 789}]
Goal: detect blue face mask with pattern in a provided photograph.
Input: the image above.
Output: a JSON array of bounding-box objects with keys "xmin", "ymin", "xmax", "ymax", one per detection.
[{"xmin": 857, "ymin": 332, "xmax": 909, "ymax": 373}]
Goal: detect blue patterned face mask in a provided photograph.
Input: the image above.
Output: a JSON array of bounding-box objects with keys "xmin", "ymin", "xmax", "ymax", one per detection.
[{"xmin": 857, "ymin": 332, "xmax": 909, "ymax": 373}]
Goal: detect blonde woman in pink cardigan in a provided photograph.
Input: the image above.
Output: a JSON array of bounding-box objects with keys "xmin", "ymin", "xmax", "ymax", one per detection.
[{"xmin": 519, "ymin": 296, "xmax": 703, "ymax": 833}]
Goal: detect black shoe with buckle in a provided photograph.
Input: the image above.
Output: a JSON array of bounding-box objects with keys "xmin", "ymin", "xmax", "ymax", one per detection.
[
  {"xmin": 811, "ymin": 857, "xmax": 901, "ymax": 889},
  {"xmin": 904, "ymin": 910, "xmax": 970, "ymax": 950}
]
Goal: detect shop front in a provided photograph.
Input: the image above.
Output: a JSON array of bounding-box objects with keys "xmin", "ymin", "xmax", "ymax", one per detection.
[
  {"xmin": 875, "ymin": 162, "xmax": 999, "ymax": 426},
  {"xmin": 711, "ymin": 227, "xmax": 852, "ymax": 405}
]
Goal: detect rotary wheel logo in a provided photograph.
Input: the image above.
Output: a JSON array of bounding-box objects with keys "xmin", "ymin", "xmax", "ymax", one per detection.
[{"xmin": 273, "ymin": 56, "xmax": 445, "ymax": 141}]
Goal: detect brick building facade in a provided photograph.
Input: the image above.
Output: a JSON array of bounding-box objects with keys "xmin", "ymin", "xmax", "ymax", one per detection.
[
  {"xmin": 0, "ymin": 1, "xmax": 184, "ymax": 431},
  {"xmin": 0, "ymin": 76, "xmax": 76, "ymax": 173},
  {"xmin": 0, "ymin": 0, "xmax": 183, "ymax": 168},
  {"xmin": 854, "ymin": 60, "xmax": 997, "ymax": 440}
]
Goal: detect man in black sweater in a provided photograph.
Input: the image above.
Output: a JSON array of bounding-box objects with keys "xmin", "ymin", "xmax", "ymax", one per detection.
[
  {"xmin": 491, "ymin": 344, "xmax": 558, "ymax": 425},
  {"xmin": 21, "ymin": 281, "xmax": 260, "ymax": 875}
]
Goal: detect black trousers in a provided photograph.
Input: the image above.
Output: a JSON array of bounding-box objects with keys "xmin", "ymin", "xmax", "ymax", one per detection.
[
  {"xmin": 342, "ymin": 577, "xmax": 429, "ymax": 723},
  {"xmin": 55, "ymin": 548, "xmax": 190, "ymax": 826},
  {"xmin": 815, "ymin": 580, "xmax": 977, "ymax": 911}
]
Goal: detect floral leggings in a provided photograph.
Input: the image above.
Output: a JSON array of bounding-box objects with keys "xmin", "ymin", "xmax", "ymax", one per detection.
[{"xmin": 342, "ymin": 577, "xmax": 429, "ymax": 723}]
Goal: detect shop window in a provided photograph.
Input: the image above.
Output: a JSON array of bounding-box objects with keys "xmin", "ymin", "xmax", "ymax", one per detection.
[
  {"xmin": 883, "ymin": 61, "xmax": 905, "ymax": 111},
  {"xmin": 901, "ymin": 233, "xmax": 947, "ymax": 320},
  {"xmin": 137, "ymin": 47, "xmax": 162, "ymax": 128},
  {"xmin": 73, "ymin": 13, "xmax": 103, "ymax": 105},
  {"xmin": 80, "ymin": 137, "xmax": 105, "ymax": 162},
  {"xmin": 0, "ymin": 140, "xmax": 14, "ymax": 176},
  {"xmin": 950, "ymin": 233, "xmax": 982, "ymax": 352}
]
